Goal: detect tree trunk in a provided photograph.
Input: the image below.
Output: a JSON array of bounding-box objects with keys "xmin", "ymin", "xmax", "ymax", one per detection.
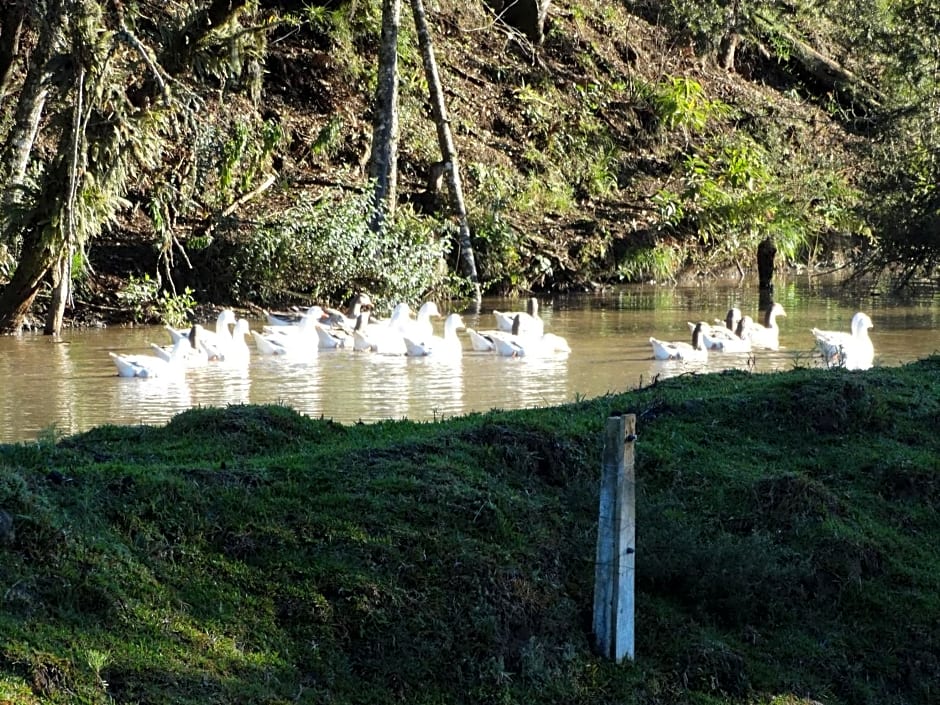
[
  {"xmin": 409, "ymin": 0, "xmax": 481, "ymax": 304},
  {"xmin": 0, "ymin": 2, "xmax": 26, "ymax": 106},
  {"xmin": 0, "ymin": 225, "xmax": 57, "ymax": 333},
  {"xmin": 369, "ymin": 0, "xmax": 401, "ymax": 230},
  {"xmin": 488, "ymin": 0, "xmax": 550, "ymax": 44},
  {"xmin": 45, "ymin": 61, "xmax": 86, "ymax": 336},
  {"xmin": 719, "ymin": 0, "xmax": 741, "ymax": 71},
  {"xmin": 0, "ymin": 1, "xmax": 65, "ymax": 333},
  {"xmin": 0, "ymin": 1, "xmax": 56, "ymax": 191},
  {"xmin": 754, "ymin": 11, "xmax": 886, "ymax": 112},
  {"xmin": 757, "ymin": 236, "xmax": 776, "ymax": 291},
  {"xmin": 44, "ymin": 250, "xmax": 71, "ymax": 335}
]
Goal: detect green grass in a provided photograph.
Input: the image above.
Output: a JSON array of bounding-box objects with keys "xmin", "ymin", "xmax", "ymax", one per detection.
[{"xmin": 1, "ymin": 359, "xmax": 938, "ymax": 704}]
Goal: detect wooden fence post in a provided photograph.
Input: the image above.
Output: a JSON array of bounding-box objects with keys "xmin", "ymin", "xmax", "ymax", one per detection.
[{"xmin": 593, "ymin": 413, "xmax": 637, "ymax": 662}]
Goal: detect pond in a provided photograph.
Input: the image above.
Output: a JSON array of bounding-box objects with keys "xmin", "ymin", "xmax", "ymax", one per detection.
[{"xmin": 1, "ymin": 273, "xmax": 937, "ymax": 445}]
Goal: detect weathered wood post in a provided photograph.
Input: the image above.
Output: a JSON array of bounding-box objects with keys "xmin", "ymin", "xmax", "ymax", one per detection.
[{"xmin": 593, "ymin": 413, "xmax": 637, "ymax": 662}]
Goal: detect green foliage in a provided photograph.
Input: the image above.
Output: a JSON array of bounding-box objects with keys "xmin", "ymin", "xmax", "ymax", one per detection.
[
  {"xmin": 466, "ymin": 162, "xmax": 530, "ymax": 291},
  {"xmin": 216, "ymin": 188, "xmax": 454, "ymax": 307},
  {"xmin": 652, "ymin": 76, "xmax": 731, "ymax": 137},
  {"xmin": 647, "ymin": 131, "xmax": 864, "ymax": 269},
  {"xmin": 311, "ymin": 115, "xmax": 345, "ymax": 159},
  {"xmin": 615, "ymin": 242, "xmax": 685, "ymax": 282},
  {"xmin": 114, "ymin": 274, "xmax": 194, "ymax": 325},
  {"xmin": 157, "ymin": 287, "xmax": 196, "ymax": 328},
  {"xmin": 212, "ymin": 117, "xmax": 285, "ymax": 208},
  {"xmin": 115, "ymin": 274, "xmax": 160, "ymax": 322}
]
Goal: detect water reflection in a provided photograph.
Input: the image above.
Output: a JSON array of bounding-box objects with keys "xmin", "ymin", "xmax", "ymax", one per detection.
[
  {"xmin": 110, "ymin": 374, "xmax": 193, "ymax": 427},
  {"xmin": 0, "ymin": 275, "xmax": 938, "ymax": 444}
]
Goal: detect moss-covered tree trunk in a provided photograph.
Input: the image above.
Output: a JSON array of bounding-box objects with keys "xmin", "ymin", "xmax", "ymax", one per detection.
[
  {"xmin": 1, "ymin": 0, "xmax": 255, "ymax": 333},
  {"xmin": 410, "ymin": 0, "xmax": 480, "ymax": 303},
  {"xmin": 0, "ymin": 2, "xmax": 26, "ymax": 105},
  {"xmin": 369, "ymin": 0, "xmax": 402, "ymax": 231},
  {"xmin": 0, "ymin": 0, "xmax": 64, "ymax": 333},
  {"xmin": 0, "ymin": 215, "xmax": 61, "ymax": 333}
]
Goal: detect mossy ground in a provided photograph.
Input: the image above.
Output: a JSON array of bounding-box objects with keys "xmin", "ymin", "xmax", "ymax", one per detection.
[{"xmin": 1, "ymin": 358, "xmax": 938, "ymax": 704}]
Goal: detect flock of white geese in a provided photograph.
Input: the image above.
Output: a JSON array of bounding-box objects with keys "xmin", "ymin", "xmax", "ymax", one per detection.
[
  {"xmin": 109, "ymin": 295, "xmax": 876, "ymax": 379},
  {"xmin": 108, "ymin": 296, "xmax": 571, "ymax": 378},
  {"xmin": 649, "ymin": 303, "xmax": 876, "ymax": 371}
]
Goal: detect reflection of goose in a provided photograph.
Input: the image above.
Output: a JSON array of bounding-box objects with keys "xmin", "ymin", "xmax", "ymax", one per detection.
[
  {"xmin": 811, "ymin": 312, "xmax": 874, "ymax": 370},
  {"xmin": 110, "ymin": 338, "xmax": 190, "ymax": 378},
  {"xmin": 404, "ymin": 313, "xmax": 465, "ymax": 357},
  {"xmin": 650, "ymin": 322, "xmax": 708, "ymax": 361},
  {"xmin": 744, "ymin": 303, "xmax": 786, "ymax": 350}
]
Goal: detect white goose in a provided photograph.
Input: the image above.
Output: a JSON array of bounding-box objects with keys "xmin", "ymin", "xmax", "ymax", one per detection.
[
  {"xmin": 811, "ymin": 311, "xmax": 875, "ymax": 370},
  {"xmin": 261, "ymin": 306, "xmax": 326, "ymax": 336},
  {"xmin": 167, "ymin": 308, "xmax": 236, "ymax": 348},
  {"xmin": 150, "ymin": 324, "xmax": 208, "ymax": 367},
  {"xmin": 713, "ymin": 307, "xmax": 743, "ymax": 334},
  {"xmin": 353, "ymin": 302, "xmax": 411, "ymax": 354},
  {"xmin": 490, "ymin": 329, "xmax": 571, "ymax": 358},
  {"xmin": 744, "ymin": 302, "xmax": 787, "ymax": 350},
  {"xmin": 692, "ymin": 321, "xmax": 751, "ymax": 353},
  {"xmin": 493, "ymin": 298, "xmax": 544, "ymax": 336},
  {"xmin": 198, "ymin": 318, "xmax": 251, "ymax": 363},
  {"xmin": 110, "ymin": 338, "xmax": 191, "ymax": 378},
  {"xmin": 315, "ymin": 323, "xmax": 351, "ymax": 350},
  {"xmin": 264, "ymin": 308, "xmax": 302, "ymax": 327},
  {"xmin": 213, "ymin": 318, "xmax": 251, "ymax": 364},
  {"xmin": 399, "ymin": 301, "xmax": 442, "ymax": 341},
  {"xmin": 251, "ymin": 313, "xmax": 319, "ymax": 358},
  {"xmin": 650, "ymin": 322, "xmax": 708, "ymax": 361},
  {"xmin": 466, "ymin": 327, "xmax": 499, "ymax": 352},
  {"xmin": 404, "ymin": 313, "xmax": 465, "ymax": 357},
  {"xmin": 315, "ymin": 309, "xmax": 371, "ymax": 349},
  {"xmin": 323, "ymin": 292, "xmax": 373, "ymax": 329}
]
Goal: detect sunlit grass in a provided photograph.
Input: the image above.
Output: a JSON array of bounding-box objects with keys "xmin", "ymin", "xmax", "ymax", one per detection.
[{"xmin": 1, "ymin": 358, "xmax": 938, "ymax": 703}]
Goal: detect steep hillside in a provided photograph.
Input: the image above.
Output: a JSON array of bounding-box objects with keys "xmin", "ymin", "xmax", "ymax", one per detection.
[{"xmin": 84, "ymin": 1, "xmax": 868, "ymax": 319}]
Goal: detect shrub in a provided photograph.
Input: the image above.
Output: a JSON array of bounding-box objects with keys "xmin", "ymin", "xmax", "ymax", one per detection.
[{"xmin": 204, "ymin": 188, "xmax": 456, "ymax": 308}]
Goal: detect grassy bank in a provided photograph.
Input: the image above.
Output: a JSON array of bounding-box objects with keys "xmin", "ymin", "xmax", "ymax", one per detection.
[{"xmin": 1, "ymin": 358, "xmax": 938, "ymax": 704}]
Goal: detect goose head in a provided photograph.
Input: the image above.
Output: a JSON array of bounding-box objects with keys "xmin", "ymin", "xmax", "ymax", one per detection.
[
  {"xmin": 762, "ymin": 302, "xmax": 787, "ymax": 327},
  {"xmin": 417, "ymin": 301, "xmax": 442, "ymax": 320},
  {"xmin": 443, "ymin": 313, "xmax": 466, "ymax": 335},
  {"xmin": 851, "ymin": 312, "xmax": 873, "ymax": 336}
]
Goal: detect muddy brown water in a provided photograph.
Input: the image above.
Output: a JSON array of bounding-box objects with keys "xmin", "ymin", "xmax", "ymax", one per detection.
[{"xmin": 1, "ymin": 275, "xmax": 937, "ymax": 445}]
